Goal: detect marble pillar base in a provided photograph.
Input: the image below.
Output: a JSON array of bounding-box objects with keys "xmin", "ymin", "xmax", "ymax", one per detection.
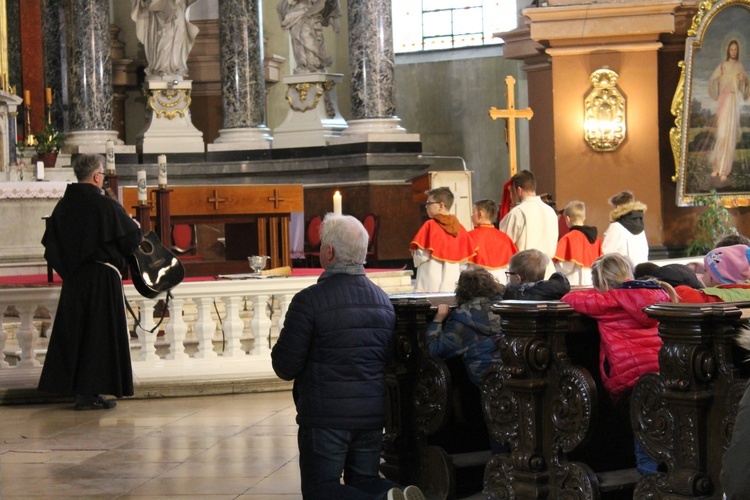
[
  {"xmin": 136, "ymin": 81, "xmax": 205, "ymax": 154},
  {"xmin": 272, "ymin": 73, "xmax": 348, "ymax": 149},
  {"xmin": 331, "ymin": 117, "xmax": 421, "ymax": 145},
  {"xmin": 208, "ymin": 127, "xmax": 272, "ymax": 151},
  {"xmin": 64, "ymin": 130, "xmax": 122, "ymax": 154}
]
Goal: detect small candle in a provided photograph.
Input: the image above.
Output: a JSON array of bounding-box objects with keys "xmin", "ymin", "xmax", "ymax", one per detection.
[
  {"xmin": 36, "ymin": 161, "xmax": 45, "ymax": 181},
  {"xmin": 105, "ymin": 140, "xmax": 115, "ymax": 173},
  {"xmin": 137, "ymin": 170, "xmax": 147, "ymax": 204},
  {"xmin": 157, "ymin": 154, "xmax": 167, "ymax": 188},
  {"xmin": 24, "ymin": 90, "xmax": 30, "ymax": 106},
  {"xmin": 333, "ymin": 191, "xmax": 342, "ymax": 215},
  {"xmin": 45, "ymin": 87, "xmax": 52, "ymax": 105}
]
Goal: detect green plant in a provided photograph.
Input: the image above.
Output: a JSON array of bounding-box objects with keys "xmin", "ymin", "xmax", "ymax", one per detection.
[
  {"xmin": 686, "ymin": 190, "xmax": 739, "ymax": 256},
  {"xmin": 33, "ymin": 122, "xmax": 65, "ymax": 154}
]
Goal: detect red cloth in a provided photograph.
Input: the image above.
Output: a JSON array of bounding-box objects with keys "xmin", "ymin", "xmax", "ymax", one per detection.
[
  {"xmin": 499, "ymin": 179, "xmax": 513, "ymax": 220},
  {"xmin": 410, "ymin": 217, "xmax": 477, "ymax": 263},
  {"xmin": 554, "ymin": 230, "xmax": 602, "ymax": 267},
  {"xmin": 468, "ymin": 225, "xmax": 517, "ymax": 269},
  {"xmin": 674, "ymin": 285, "xmax": 724, "ymax": 303},
  {"xmin": 562, "ymin": 286, "xmax": 669, "ymax": 402}
]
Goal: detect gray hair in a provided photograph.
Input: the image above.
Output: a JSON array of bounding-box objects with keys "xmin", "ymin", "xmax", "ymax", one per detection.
[
  {"xmin": 73, "ymin": 154, "xmax": 105, "ymax": 181},
  {"xmin": 320, "ymin": 213, "xmax": 368, "ymax": 265}
]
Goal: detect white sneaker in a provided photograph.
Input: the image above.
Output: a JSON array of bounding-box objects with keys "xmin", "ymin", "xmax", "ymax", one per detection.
[
  {"xmin": 403, "ymin": 485, "xmax": 426, "ymax": 500},
  {"xmin": 387, "ymin": 487, "xmax": 405, "ymax": 500}
]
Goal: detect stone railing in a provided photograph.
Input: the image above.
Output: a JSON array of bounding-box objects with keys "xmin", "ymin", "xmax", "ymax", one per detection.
[{"xmin": 0, "ymin": 270, "xmax": 413, "ymax": 402}]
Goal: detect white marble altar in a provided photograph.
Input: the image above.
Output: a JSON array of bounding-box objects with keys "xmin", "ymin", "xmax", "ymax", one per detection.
[{"xmin": 0, "ymin": 181, "xmax": 71, "ymax": 272}]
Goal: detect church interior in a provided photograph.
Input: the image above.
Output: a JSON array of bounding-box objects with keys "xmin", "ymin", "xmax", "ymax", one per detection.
[{"xmin": 2, "ymin": 0, "xmax": 750, "ymax": 498}]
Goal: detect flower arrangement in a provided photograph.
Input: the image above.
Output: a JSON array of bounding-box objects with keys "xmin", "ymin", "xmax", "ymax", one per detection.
[{"xmin": 33, "ymin": 122, "xmax": 65, "ymax": 154}]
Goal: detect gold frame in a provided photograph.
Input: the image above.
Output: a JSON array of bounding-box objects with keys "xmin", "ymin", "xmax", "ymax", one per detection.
[
  {"xmin": 673, "ymin": 0, "xmax": 750, "ymax": 206},
  {"xmin": 0, "ymin": 0, "xmax": 9, "ymax": 91}
]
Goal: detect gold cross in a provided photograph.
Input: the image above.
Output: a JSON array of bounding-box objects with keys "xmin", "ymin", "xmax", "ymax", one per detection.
[
  {"xmin": 489, "ymin": 75, "xmax": 534, "ymax": 177},
  {"xmin": 207, "ymin": 189, "xmax": 226, "ymax": 210},
  {"xmin": 267, "ymin": 188, "xmax": 285, "ymax": 209}
]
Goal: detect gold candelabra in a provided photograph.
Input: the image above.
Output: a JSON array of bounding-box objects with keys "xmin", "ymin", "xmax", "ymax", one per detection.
[{"xmin": 23, "ymin": 104, "xmax": 35, "ymax": 147}]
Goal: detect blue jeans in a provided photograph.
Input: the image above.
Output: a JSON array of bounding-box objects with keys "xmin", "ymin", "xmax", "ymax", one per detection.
[
  {"xmin": 634, "ymin": 438, "xmax": 659, "ymax": 475},
  {"xmin": 298, "ymin": 426, "xmax": 398, "ymax": 499}
]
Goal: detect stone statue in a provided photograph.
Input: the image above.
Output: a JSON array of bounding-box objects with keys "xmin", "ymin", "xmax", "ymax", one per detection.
[
  {"xmin": 277, "ymin": 0, "xmax": 341, "ymax": 74},
  {"xmin": 131, "ymin": 0, "xmax": 200, "ymax": 81}
]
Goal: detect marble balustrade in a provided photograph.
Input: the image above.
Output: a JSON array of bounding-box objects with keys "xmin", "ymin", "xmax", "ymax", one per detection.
[{"xmin": 0, "ymin": 270, "xmax": 413, "ymax": 399}]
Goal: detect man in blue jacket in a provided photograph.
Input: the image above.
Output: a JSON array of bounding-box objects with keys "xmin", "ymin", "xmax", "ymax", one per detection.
[{"xmin": 272, "ymin": 214, "xmax": 423, "ymax": 500}]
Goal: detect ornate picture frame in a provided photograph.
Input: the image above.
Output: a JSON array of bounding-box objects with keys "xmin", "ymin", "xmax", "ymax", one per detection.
[{"xmin": 673, "ymin": 0, "xmax": 750, "ymax": 206}]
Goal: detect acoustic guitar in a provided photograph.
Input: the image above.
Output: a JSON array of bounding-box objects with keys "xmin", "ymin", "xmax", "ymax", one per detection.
[{"xmin": 129, "ymin": 231, "xmax": 186, "ymax": 299}]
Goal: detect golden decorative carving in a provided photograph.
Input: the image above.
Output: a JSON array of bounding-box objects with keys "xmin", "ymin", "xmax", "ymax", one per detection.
[
  {"xmin": 583, "ymin": 69, "xmax": 626, "ymax": 152},
  {"xmin": 670, "ymin": 61, "xmax": 686, "ymax": 182},
  {"xmin": 285, "ymin": 82, "xmax": 325, "ymax": 112},
  {"xmin": 147, "ymin": 88, "xmax": 191, "ymax": 120}
]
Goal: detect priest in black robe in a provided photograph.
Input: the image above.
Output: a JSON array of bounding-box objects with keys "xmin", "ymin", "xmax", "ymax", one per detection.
[{"xmin": 38, "ymin": 154, "xmax": 142, "ymax": 410}]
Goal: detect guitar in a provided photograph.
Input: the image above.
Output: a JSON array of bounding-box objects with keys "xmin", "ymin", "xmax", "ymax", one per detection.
[{"xmin": 129, "ymin": 231, "xmax": 186, "ymax": 299}]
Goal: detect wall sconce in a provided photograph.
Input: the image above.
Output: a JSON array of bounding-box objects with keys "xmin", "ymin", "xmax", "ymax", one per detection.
[{"xmin": 583, "ymin": 68, "xmax": 626, "ymax": 152}]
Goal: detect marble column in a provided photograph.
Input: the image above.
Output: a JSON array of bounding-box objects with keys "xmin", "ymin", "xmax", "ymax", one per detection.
[
  {"xmin": 63, "ymin": 0, "xmax": 120, "ymax": 152},
  {"xmin": 41, "ymin": 0, "xmax": 65, "ymax": 132},
  {"xmin": 209, "ymin": 0, "xmax": 271, "ymax": 151},
  {"xmin": 342, "ymin": 0, "xmax": 417, "ymax": 140}
]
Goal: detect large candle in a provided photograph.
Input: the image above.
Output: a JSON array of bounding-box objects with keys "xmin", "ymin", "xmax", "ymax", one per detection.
[
  {"xmin": 157, "ymin": 154, "xmax": 168, "ymax": 188},
  {"xmin": 36, "ymin": 161, "xmax": 45, "ymax": 181},
  {"xmin": 105, "ymin": 140, "xmax": 115, "ymax": 173},
  {"xmin": 24, "ymin": 90, "xmax": 30, "ymax": 106},
  {"xmin": 45, "ymin": 87, "xmax": 52, "ymax": 105},
  {"xmin": 137, "ymin": 170, "xmax": 147, "ymax": 204},
  {"xmin": 333, "ymin": 191, "xmax": 342, "ymax": 215}
]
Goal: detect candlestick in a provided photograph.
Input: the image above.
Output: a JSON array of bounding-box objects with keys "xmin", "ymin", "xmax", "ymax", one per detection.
[
  {"xmin": 333, "ymin": 191, "xmax": 342, "ymax": 216},
  {"xmin": 157, "ymin": 154, "xmax": 168, "ymax": 188},
  {"xmin": 45, "ymin": 87, "xmax": 52, "ymax": 105},
  {"xmin": 24, "ymin": 90, "xmax": 30, "ymax": 106},
  {"xmin": 137, "ymin": 170, "xmax": 148, "ymax": 204},
  {"xmin": 105, "ymin": 140, "xmax": 115, "ymax": 173}
]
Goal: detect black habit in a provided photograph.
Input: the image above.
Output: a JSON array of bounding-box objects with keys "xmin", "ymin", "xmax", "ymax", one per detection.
[{"xmin": 38, "ymin": 183, "xmax": 142, "ymax": 398}]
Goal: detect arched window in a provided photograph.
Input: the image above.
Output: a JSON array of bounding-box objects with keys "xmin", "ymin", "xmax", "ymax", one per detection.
[{"xmin": 393, "ymin": 1, "xmax": 519, "ymax": 53}]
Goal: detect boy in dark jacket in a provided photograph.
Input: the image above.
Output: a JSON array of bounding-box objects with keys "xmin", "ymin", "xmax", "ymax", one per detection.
[{"xmin": 503, "ymin": 249, "xmax": 571, "ymax": 301}]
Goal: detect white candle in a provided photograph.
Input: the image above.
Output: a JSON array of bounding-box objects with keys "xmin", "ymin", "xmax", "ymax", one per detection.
[
  {"xmin": 137, "ymin": 170, "xmax": 147, "ymax": 203},
  {"xmin": 36, "ymin": 161, "xmax": 44, "ymax": 181},
  {"xmin": 158, "ymin": 154, "xmax": 168, "ymax": 187},
  {"xmin": 105, "ymin": 140, "xmax": 115, "ymax": 173},
  {"xmin": 333, "ymin": 191, "xmax": 342, "ymax": 215}
]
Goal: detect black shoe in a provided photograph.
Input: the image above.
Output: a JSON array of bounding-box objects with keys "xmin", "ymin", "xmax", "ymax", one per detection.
[{"xmin": 74, "ymin": 396, "xmax": 116, "ymax": 411}]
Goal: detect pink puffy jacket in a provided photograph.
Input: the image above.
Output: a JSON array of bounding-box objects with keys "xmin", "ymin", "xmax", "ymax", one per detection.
[{"xmin": 562, "ymin": 284, "xmax": 669, "ymax": 401}]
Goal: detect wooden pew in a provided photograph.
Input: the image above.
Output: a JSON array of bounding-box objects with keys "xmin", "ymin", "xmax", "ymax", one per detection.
[
  {"xmin": 384, "ymin": 294, "xmax": 492, "ymax": 499},
  {"xmin": 632, "ymin": 302, "xmax": 750, "ymax": 498}
]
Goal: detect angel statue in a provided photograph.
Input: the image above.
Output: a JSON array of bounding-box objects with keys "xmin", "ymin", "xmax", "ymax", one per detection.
[
  {"xmin": 277, "ymin": 0, "xmax": 342, "ymax": 74},
  {"xmin": 131, "ymin": 0, "xmax": 200, "ymax": 81}
]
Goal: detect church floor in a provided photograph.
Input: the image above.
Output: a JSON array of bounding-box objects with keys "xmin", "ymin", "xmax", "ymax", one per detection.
[{"xmin": 0, "ymin": 391, "xmax": 485, "ymax": 499}]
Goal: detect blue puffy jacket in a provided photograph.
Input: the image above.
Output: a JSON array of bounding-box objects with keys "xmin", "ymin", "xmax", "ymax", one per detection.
[{"xmin": 271, "ymin": 271, "xmax": 396, "ymax": 429}]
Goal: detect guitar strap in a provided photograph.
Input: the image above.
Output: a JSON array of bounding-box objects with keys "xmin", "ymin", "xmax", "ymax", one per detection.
[{"xmin": 125, "ymin": 290, "xmax": 172, "ymax": 334}]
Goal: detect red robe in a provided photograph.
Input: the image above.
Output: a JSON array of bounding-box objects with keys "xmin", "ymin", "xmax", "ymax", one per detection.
[
  {"xmin": 554, "ymin": 229, "xmax": 602, "ymax": 267},
  {"xmin": 469, "ymin": 225, "xmax": 517, "ymax": 269},
  {"xmin": 410, "ymin": 216, "xmax": 476, "ymax": 263}
]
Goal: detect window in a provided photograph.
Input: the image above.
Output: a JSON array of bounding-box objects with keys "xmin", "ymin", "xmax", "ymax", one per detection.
[{"xmin": 393, "ymin": 1, "xmax": 518, "ymax": 53}]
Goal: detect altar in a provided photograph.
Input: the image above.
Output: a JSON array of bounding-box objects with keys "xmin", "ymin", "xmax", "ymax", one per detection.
[
  {"xmin": 122, "ymin": 184, "xmax": 304, "ymax": 276},
  {"xmin": 0, "ymin": 181, "xmax": 71, "ymax": 273}
]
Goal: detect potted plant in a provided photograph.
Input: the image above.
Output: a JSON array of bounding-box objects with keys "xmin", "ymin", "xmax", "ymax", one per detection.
[
  {"xmin": 686, "ymin": 190, "xmax": 739, "ymax": 256},
  {"xmin": 33, "ymin": 122, "xmax": 65, "ymax": 170}
]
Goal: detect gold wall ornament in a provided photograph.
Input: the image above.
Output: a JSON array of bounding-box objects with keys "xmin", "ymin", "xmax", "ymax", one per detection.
[
  {"xmin": 670, "ymin": 61, "xmax": 686, "ymax": 182},
  {"xmin": 583, "ymin": 68, "xmax": 626, "ymax": 152},
  {"xmin": 285, "ymin": 82, "xmax": 325, "ymax": 113},
  {"xmin": 147, "ymin": 88, "xmax": 191, "ymax": 119}
]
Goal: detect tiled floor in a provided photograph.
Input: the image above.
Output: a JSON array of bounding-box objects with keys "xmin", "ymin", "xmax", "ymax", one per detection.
[{"xmin": 0, "ymin": 391, "xmax": 303, "ymax": 499}]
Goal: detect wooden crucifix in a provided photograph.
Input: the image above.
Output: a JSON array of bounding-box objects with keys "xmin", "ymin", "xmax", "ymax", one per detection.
[{"xmin": 489, "ymin": 75, "xmax": 533, "ymax": 177}]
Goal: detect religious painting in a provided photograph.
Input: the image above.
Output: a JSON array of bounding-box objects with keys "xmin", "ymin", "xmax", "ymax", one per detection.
[{"xmin": 674, "ymin": 0, "xmax": 750, "ymax": 206}]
